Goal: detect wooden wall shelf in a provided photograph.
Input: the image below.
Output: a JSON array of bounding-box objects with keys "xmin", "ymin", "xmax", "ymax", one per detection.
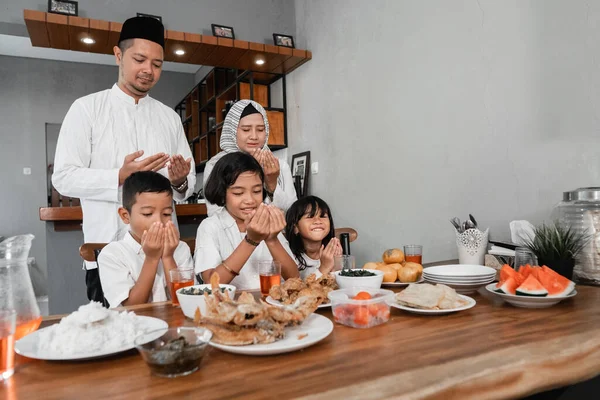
[
  {"xmin": 40, "ymin": 204, "xmax": 207, "ymax": 230},
  {"xmin": 23, "ymin": 10, "xmax": 312, "ymax": 74}
]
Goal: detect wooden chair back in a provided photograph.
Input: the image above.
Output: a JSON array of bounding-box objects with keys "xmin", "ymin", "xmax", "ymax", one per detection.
[
  {"xmin": 79, "ymin": 243, "xmax": 108, "ymax": 262},
  {"xmin": 334, "ymin": 227, "xmax": 358, "ymax": 243}
]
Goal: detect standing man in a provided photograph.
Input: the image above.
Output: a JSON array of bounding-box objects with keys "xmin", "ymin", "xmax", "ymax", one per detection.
[{"xmin": 52, "ymin": 16, "xmax": 195, "ymax": 302}]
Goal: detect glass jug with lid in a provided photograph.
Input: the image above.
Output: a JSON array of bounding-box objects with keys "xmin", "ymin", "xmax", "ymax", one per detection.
[{"xmin": 0, "ymin": 234, "xmax": 41, "ymax": 340}]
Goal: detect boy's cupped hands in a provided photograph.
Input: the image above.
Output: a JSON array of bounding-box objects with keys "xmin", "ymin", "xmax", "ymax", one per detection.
[{"xmin": 141, "ymin": 221, "xmax": 180, "ymax": 260}]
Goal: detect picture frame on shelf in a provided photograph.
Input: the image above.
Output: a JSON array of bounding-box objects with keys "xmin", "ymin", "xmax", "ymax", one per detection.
[
  {"xmin": 136, "ymin": 13, "xmax": 162, "ymax": 22},
  {"xmin": 212, "ymin": 24, "xmax": 235, "ymax": 39},
  {"xmin": 273, "ymin": 33, "xmax": 295, "ymax": 48},
  {"xmin": 48, "ymin": 0, "xmax": 78, "ymax": 16},
  {"xmin": 291, "ymin": 151, "xmax": 310, "ymax": 198}
]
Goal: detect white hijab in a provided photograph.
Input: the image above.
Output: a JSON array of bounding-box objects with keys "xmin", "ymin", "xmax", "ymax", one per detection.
[{"xmin": 219, "ymin": 99, "xmax": 270, "ymax": 153}]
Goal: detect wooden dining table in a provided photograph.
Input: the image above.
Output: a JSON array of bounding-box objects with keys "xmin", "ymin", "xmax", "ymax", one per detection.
[{"xmin": 5, "ymin": 279, "xmax": 600, "ymax": 399}]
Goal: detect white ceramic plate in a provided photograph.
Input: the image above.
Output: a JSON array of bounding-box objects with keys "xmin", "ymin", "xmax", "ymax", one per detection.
[
  {"xmin": 15, "ymin": 316, "xmax": 168, "ymax": 361},
  {"xmin": 388, "ymin": 294, "xmax": 476, "ymax": 315},
  {"xmin": 208, "ymin": 314, "xmax": 333, "ymax": 356},
  {"xmin": 485, "ymin": 283, "xmax": 577, "ymax": 309},
  {"xmin": 422, "ymin": 280, "xmax": 492, "ymax": 294},
  {"xmin": 423, "ymin": 277, "xmax": 495, "ymax": 286},
  {"xmin": 423, "ymin": 274, "xmax": 496, "ymax": 283},
  {"xmin": 381, "ymin": 276, "xmax": 425, "ymax": 287},
  {"xmin": 265, "ymin": 296, "xmax": 331, "ymax": 309},
  {"xmin": 424, "ymin": 264, "xmax": 496, "ymax": 277}
]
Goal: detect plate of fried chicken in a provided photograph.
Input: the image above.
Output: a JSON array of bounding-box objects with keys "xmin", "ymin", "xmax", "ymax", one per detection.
[
  {"xmin": 194, "ymin": 274, "xmax": 333, "ymax": 355},
  {"xmin": 266, "ymin": 273, "xmax": 338, "ymax": 309}
]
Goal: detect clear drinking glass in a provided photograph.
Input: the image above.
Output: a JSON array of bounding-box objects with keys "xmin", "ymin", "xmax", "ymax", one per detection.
[
  {"xmin": 0, "ymin": 309, "xmax": 17, "ymax": 381},
  {"xmin": 259, "ymin": 261, "xmax": 281, "ymax": 297},
  {"xmin": 169, "ymin": 268, "xmax": 195, "ymax": 307},
  {"xmin": 514, "ymin": 247, "xmax": 538, "ymax": 271},
  {"xmin": 404, "ymin": 245, "xmax": 423, "ymax": 264},
  {"xmin": 334, "ymin": 255, "xmax": 356, "ymax": 271}
]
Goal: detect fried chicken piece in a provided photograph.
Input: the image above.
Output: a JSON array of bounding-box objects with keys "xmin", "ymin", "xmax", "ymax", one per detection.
[
  {"xmin": 282, "ymin": 277, "xmax": 306, "ymax": 292},
  {"xmin": 237, "ymin": 292, "xmax": 256, "ymax": 304},
  {"xmin": 198, "ymin": 320, "xmax": 284, "ymax": 345},
  {"xmin": 269, "ymin": 285, "xmax": 285, "ymax": 301},
  {"xmin": 298, "ymin": 287, "xmax": 329, "ymax": 305},
  {"xmin": 262, "ymin": 296, "xmax": 320, "ymax": 326},
  {"xmin": 315, "ymin": 273, "xmax": 337, "ymax": 289}
]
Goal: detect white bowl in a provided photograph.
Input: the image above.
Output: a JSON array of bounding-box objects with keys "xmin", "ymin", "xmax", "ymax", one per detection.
[
  {"xmin": 334, "ymin": 269, "xmax": 384, "ymax": 289},
  {"xmin": 176, "ymin": 284, "xmax": 237, "ymax": 319}
]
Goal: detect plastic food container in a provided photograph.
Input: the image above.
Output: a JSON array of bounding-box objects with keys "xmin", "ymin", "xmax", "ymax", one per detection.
[
  {"xmin": 135, "ymin": 327, "xmax": 212, "ymax": 378},
  {"xmin": 333, "ymin": 269, "xmax": 384, "ymax": 289},
  {"xmin": 328, "ymin": 287, "xmax": 394, "ymax": 328},
  {"xmin": 176, "ymin": 284, "xmax": 237, "ymax": 319}
]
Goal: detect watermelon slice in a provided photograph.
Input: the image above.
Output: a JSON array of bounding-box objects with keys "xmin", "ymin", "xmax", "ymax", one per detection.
[
  {"xmin": 500, "ymin": 264, "xmax": 520, "ymax": 282},
  {"xmin": 496, "ymin": 276, "xmax": 520, "ymax": 295},
  {"xmin": 516, "ymin": 275, "xmax": 548, "ymax": 297},
  {"xmin": 536, "ymin": 266, "xmax": 575, "ymax": 297},
  {"xmin": 518, "ymin": 264, "xmax": 533, "ymax": 279}
]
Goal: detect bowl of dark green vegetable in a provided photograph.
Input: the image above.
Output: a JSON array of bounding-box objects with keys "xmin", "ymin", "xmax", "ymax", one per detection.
[
  {"xmin": 176, "ymin": 284, "xmax": 237, "ymax": 320},
  {"xmin": 135, "ymin": 327, "xmax": 212, "ymax": 377},
  {"xmin": 334, "ymin": 269, "xmax": 384, "ymax": 289}
]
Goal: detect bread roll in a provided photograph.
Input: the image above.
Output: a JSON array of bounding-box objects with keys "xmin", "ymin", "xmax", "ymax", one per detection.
[
  {"xmin": 403, "ymin": 262, "xmax": 423, "ymax": 274},
  {"xmin": 398, "ymin": 265, "xmax": 420, "ymax": 283},
  {"xmin": 382, "ymin": 249, "xmax": 405, "ymax": 264},
  {"xmin": 363, "ymin": 262, "xmax": 380, "ymax": 270}
]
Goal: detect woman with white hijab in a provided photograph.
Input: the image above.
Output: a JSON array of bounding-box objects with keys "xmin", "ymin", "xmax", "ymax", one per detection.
[{"xmin": 203, "ymin": 99, "xmax": 297, "ymax": 216}]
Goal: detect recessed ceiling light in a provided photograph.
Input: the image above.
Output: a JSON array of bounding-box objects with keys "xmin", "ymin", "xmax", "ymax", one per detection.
[
  {"xmin": 175, "ymin": 49, "xmax": 185, "ymax": 56},
  {"xmin": 255, "ymin": 59, "xmax": 265, "ymax": 65},
  {"xmin": 81, "ymin": 37, "xmax": 95, "ymax": 44}
]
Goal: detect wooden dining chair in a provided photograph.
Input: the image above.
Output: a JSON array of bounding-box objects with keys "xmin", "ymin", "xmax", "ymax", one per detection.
[
  {"xmin": 79, "ymin": 243, "xmax": 108, "ymax": 262},
  {"xmin": 334, "ymin": 227, "xmax": 358, "ymax": 243},
  {"xmin": 181, "ymin": 237, "xmax": 196, "ymax": 256}
]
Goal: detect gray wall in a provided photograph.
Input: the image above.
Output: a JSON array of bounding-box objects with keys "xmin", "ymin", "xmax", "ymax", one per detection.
[
  {"xmin": 0, "ymin": 55, "xmax": 194, "ymax": 313},
  {"xmin": 1, "ymin": 0, "xmax": 296, "ymax": 44},
  {"xmin": 286, "ymin": 0, "xmax": 600, "ymax": 266}
]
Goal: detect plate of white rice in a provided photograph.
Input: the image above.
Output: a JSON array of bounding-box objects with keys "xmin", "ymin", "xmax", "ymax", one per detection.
[{"xmin": 15, "ymin": 302, "xmax": 168, "ymax": 360}]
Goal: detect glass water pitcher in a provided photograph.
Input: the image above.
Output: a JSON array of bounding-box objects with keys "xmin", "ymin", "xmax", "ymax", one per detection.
[{"xmin": 0, "ymin": 234, "xmax": 41, "ymax": 340}]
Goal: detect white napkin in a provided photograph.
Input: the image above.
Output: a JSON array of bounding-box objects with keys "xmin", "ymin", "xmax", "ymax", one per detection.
[{"xmin": 489, "ymin": 246, "xmax": 516, "ymax": 256}]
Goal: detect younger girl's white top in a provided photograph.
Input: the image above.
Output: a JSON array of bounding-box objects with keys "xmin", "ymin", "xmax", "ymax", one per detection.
[
  {"xmin": 298, "ymin": 253, "xmax": 322, "ymax": 280},
  {"xmin": 194, "ymin": 208, "xmax": 293, "ymax": 290}
]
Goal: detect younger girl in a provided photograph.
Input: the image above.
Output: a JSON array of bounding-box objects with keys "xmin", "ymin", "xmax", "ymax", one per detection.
[
  {"xmin": 284, "ymin": 196, "xmax": 342, "ymax": 279},
  {"xmin": 194, "ymin": 152, "xmax": 299, "ymax": 289}
]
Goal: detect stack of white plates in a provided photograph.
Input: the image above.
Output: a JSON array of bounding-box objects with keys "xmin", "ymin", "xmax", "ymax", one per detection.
[{"xmin": 423, "ymin": 265, "xmax": 496, "ymax": 294}]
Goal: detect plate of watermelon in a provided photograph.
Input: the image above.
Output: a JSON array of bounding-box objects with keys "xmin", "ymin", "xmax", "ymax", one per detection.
[{"xmin": 485, "ymin": 264, "xmax": 576, "ymax": 308}]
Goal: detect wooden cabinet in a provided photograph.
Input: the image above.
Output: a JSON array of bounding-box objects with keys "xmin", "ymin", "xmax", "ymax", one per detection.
[{"xmin": 175, "ymin": 68, "xmax": 288, "ymax": 172}]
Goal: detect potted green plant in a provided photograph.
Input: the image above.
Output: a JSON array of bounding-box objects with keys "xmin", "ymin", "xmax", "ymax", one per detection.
[{"xmin": 523, "ymin": 222, "xmax": 590, "ymax": 280}]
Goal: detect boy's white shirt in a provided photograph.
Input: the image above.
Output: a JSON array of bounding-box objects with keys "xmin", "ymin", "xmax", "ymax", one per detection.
[
  {"xmin": 98, "ymin": 231, "xmax": 194, "ymax": 308},
  {"xmin": 194, "ymin": 207, "xmax": 294, "ymax": 290}
]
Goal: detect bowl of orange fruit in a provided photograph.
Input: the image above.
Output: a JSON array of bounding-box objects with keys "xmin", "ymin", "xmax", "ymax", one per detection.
[
  {"xmin": 328, "ymin": 288, "xmax": 394, "ymax": 328},
  {"xmin": 364, "ymin": 248, "xmax": 424, "ymax": 286}
]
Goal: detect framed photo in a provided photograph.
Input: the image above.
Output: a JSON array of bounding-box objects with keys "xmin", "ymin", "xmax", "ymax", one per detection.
[
  {"xmin": 291, "ymin": 151, "xmax": 310, "ymax": 198},
  {"xmin": 273, "ymin": 33, "xmax": 295, "ymax": 48},
  {"xmin": 212, "ymin": 24, "xmax": 235, "ymax": 39},
  {"xmin": 136, "ymin": 13, "xmax": 162, "ymax": 23},
  {"xmin": 48, "ymin": 0, "xmax": 78, "ymax": 16}
]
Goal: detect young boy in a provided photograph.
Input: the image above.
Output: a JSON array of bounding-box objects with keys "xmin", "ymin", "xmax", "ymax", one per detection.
[{"xmin": 98, "ymin": 171, "xmax": 193, "ymax": 307}]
